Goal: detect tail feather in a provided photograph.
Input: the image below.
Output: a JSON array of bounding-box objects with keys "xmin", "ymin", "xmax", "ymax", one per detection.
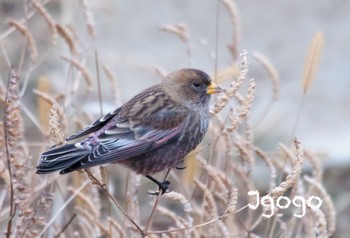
[{"xmin": 36, "ymin": 144, "xmax": 90, "ymax": 174}]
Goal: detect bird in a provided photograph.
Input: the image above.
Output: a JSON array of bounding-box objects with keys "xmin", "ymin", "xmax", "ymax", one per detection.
[{"xmin": 36, "ymin": 68, "xmax": 222, "ymax": 194}]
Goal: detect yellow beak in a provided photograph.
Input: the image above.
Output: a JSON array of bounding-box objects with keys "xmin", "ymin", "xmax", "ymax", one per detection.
[{"xmin": 207, "ymin": 82, "xmax": 223, "ymax": 94}]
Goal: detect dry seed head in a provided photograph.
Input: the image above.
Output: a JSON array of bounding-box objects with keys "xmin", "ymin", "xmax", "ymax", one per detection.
[
  {"xmin": 49, "ymin": 104, "xmax": 65, "ymax": 144},
  {"xmin": 30, "ymin": 0, "xmax": 57, "ymax": 44},
  {"xmin": 226, "ymin": 188, "xmax": 238, "ymax": 213},
  {"xmin": 220, "ymin": 0, "xmax": 241, "ymax": 60},
  {"xmin": 304, "ymin": 175, "xmax": 336, "ymax": 236},
  {"xmin": 7, "ymin": 19, "xmax": 38, "ymax": 61},
  {"xmin": 269, "ymin": 137, "xmax": 304, "ymax": 200},
  {"xmin": 252, "ymin": 51, "xmax": 279, "ymax": 100},
  {"xmin": 194, "ymin": 179, "xmax": 218, "ymax": 220},
  {"xmin": 79, "ymin": 0, "xmax": 96, "ymax": 38},
  {"xmin": 62, "ymin": 56, "xmax": 93, "ymax": 91},
  {"xmin": 56, "ymin": 24, "xmax": 77, "ymax": 55},
  {"xmin": 302, "ymin": 32, "xmax": 324, "ymax": 93},
  {"xmin": 211, "ymin": 50, "xmax": 248, "ymax": 115},
  {"xmin": 163, "ymin": 191, "xmax": 192, "ymax": 213}
]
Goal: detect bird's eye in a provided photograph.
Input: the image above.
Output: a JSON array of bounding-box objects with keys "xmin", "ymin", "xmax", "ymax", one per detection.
[{"xmin": 192, "ymin": 82, "xmax": 201, "ymax": 88}]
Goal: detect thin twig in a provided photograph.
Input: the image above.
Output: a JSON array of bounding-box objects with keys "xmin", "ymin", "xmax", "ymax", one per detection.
[
  {"xmin": 95, "ymin": 50, "xmax": 103, "ymax": 116},
  {"xmin": 53, "ymin": 213, "xmax": 76, "ymax": 238},
  {"xmin": 84, "ymin": 169, "xmax": 143, "ymax": 234},
  {"xmin": 144, "ymin": 169, "xmax": 171, "ymax": 235}
]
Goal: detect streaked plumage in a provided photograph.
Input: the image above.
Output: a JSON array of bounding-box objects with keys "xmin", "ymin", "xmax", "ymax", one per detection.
[{"xmin": 36, "ymin": 69, "xmax": 222, "ymax": 177}]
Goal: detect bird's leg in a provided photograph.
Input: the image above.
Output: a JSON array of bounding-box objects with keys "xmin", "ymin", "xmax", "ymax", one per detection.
[
  {"xmin": 175, "ymin": 160, "xmax": 186, "ymax": 170},
  {"xmin": 146, "ymin": 175, "xmax": 170, "ymax": 195}
]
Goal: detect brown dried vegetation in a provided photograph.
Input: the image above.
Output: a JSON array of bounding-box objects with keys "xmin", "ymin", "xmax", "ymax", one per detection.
[{"xmin": 0, "ymin": 1, "xmax": 335, "ymax": 237}]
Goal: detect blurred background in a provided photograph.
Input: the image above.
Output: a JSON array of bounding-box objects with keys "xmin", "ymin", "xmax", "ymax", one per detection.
[{"xmin": 0, "ymin": 0, "xmax": 349, "ymax": 236}]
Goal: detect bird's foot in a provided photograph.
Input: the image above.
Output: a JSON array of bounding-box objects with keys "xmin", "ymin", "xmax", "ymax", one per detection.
[{"xmin": 146, "ymin": 175, "xmax": 171, "ymax": 195}]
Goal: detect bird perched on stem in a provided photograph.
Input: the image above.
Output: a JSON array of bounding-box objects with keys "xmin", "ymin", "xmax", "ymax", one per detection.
[{"xmin": 36, "ymin": 68, "xmax": 222, "ymax": 194}]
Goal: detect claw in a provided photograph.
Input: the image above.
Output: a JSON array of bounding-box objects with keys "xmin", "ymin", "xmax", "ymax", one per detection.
[
  {"xmin": 146, "ymin": 175, "xmax": 171, "ymax": 195},
  {"xmin": 175, "ymin": 160, "xmax": 186, "ymax": 170},
  {"xmin": 175, "ymin": 165, "xmax": 186, "ymax": 170}
]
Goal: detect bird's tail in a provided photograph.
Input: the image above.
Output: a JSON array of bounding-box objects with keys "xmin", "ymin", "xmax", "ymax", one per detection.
[{"xmin": 36, "ymin": 143, "xmax": 90, "ymax": 174}]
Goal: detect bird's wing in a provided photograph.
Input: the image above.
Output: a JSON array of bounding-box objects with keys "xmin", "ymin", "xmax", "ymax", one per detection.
[
  {"xmin": 65, "ymin": 108, "xmax": 121, "ymax": 141},
  {"xmin": 38, "ymin": 116, "xmax": 184, "ymax": 174},
  {"xmin": 72, "ymin": 117, "xmax": 183, "ymax": 168}
]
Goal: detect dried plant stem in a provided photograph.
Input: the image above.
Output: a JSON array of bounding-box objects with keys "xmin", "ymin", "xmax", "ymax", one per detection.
[
  {"xmin": 148, "ymin": 204, "xmax": 249, "ymax": 235},
  {"xmin": 144, "ymin": 169, "xmax": 171, "ymax": 235},
  {"xmin": 30, "ymin": 0, "xmax": 57, "ymax": 44},
  {"xmin": 3, "ymin": 67, "xmax": 17, "ymax": 238},
  {"xmin": 53, "ymin": 213, "xmax": 76, "ymax": 238},
  {"xmin": 159, "ymin": 23, "xmax": 192, "ymax": 61},
  {"xmin": 254, "ymin": 147, "xmax": 276, "ymax": 191},
  {"xmin": 94, "ymin": 50, "xmax": 103, "ymax": 116},
  {"xmin": 211, "ymin": 49, "xmax": 248, "ymax": 115},
  {"xmin": 62, "ymin": 56, "xmax": 93, "ymax": 91},
  {"xmin": 220, "ymin": 0, "xmax": 241, "ymax": 60},
  {"xmin": 83, "ymin": 169, "xmax": 143, "ymax": 234},
  {"xmin": 55, "ymin": 24, "xmax": 77, "ymax": 55},
  {"xmin": 304, "ymin": 176, "xmax": 336, "ymax": 236},
  {"xmin": 79, "ymin": 0, "xmax": 96, "ymax": 38},
  {"xmin": 269, "ymin": 137, "xmax": 304, "ymax": 200},
  {"xmin": 7, "ymin": 19, "xmax": 38, "ymax": 61},
  {"xmin": 252, "ymin": 51, "xmax": 279, "ymax": 100},
  {"xmin": 0, "ymin": 0, "xmax": 50, "ymax": 40}
]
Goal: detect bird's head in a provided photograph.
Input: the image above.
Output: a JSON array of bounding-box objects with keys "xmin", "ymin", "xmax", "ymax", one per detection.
[{"xmin": 161, "ymin": 68, "xmax": 222, "ymax": 110}]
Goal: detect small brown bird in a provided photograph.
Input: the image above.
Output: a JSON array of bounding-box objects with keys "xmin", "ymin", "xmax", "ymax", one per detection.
[{"xmin": 36, "ymin": 68, "xmax": 222, "ymax": 193}]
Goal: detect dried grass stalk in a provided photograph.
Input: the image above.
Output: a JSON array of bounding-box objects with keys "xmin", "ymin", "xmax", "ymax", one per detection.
[
  {"xmin": 222, "ymin": 78, "xmax": 255, "ymax": 136},
  {"xmin": 108, "ymin": 217, "xmax": 127, "ymax": 238},
  {"xmin": 269, "ymin": 137, "xmax": 304, "ymax": 200},
  {"xmin": 62, "ymin": 56, "xmax": 93, "ymax": 91},
  {"xmin": 233, "ymin": 135, "xmax": 254, "ymax": 175},
  {"xmin": 0, "ymin": 160, "xmax": 11, "ymax": 190},
  {"xmin": 56, "ymin": 24, "xmax": 78, "ymax": 55},
  {"xmin": 4, "ymin": 69, "xmax": 33, "ymax": 237},
  {"xmin": 68, "ymin": 186, "xmax": 100, "ymax": 218},
  {"xmin": 304, "ymin": 176, "xmax": 336, "ymax": 236},
  {"xmin": 75, "ymin": 207, "xmax": 100, "ymax": 237},
  {"xmin": 226, "ymin": 187, "xmax": 238, "ymax": 213},
  {"xmin": 197, "ymin": 157, "xmax": 229, "ymax": 194},
  {"xmin": 30, "ymin": 0, "xmax": 57, "ymax": 44},
  {"xmin": 163, "ymin": 191, "xmax": 192, "ymax": 213},
  {"xmin": 33, "ymin": 89, "xmax": 67, "ymax": 134},
  {"xmin": 302, "ymin": 32, "xmax": 324, "ymax": 93},
  {"xmin": 220, "ymin": 0, "xmax": 241, "ymax": 60},
  {"xmin": 214, "ymin": 64, "xmax": 239, "ymax": 83},
  {"xmin": 153, "ymin": 65, "xmax": 167, "ymax": 80},
  {"xmin": 102, "ymin": 64, "xmax": 122, "ymax": 105},
  {"xmin": 194, "ymin": 179, "xmax": 218, "ymax": 221},
  {"xmin": 126, "ymin": 172, "xmax": 140, "ymax": 226},
  {"xmin": 252, "ymin": 51, "xmax": 279, "ymax": 100},
  {"xmin": 49, "ymin": 104, "xmax": 65, "ymax": 144},
  {"xmin": 312, "ymin": 208, "xmax": 328, "ymax": 237},
  {"xmin": 79, "ymin": 0, "xmax": 96, "ymax": 38},
  {"xmin": 254, "ymin": 147, "xmax": 277, "ymax": 191},
  {"xmin": 304, "ymin": 150, "xmax": 323, "ymax": 182},
  {"xmin": 7, "ymin": 19, "xmax": 38, "ymax": 61},
  {"xmin": 211, "ymin": 50, "xmax": 248, "ymax": 115},
  {"xmin": 156, "ymin": 206, "xmax": 190, "ymax": 236},
  {"xmin": 159, "ymin": 23, "xmax": 191, "ymax": 58},
  {"xmin": 160, "ymin": 23, "xmax": 189, "ymax": 43},
  {"xmin": 99, "ymin": 166, "xmax": 108, "ymax": 186}
]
